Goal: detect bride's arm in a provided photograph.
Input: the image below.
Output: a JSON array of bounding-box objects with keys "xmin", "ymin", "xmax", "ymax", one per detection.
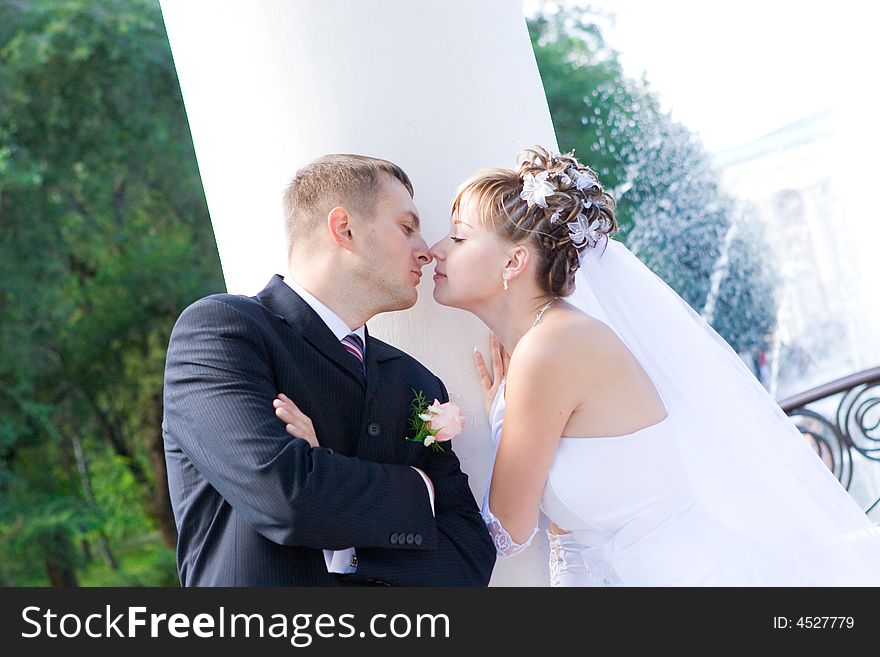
[{"xmin": 479, "ymin": 329, "xmax": 583, "ymax": 555}]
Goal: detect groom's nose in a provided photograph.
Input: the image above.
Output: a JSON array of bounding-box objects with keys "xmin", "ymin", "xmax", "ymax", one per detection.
[{"xmin": 414, "ymin": 237, "xmax": 432, "ymax": 266}]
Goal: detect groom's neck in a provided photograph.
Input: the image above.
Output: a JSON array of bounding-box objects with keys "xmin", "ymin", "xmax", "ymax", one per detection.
[{"xmin": 286, "ymin": 263, "xmax": 371, "ymax": 330}]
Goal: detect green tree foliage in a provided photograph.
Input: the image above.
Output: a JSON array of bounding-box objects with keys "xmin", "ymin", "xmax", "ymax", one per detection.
[
  {"xmin": 0, "ymin": 0, "xmax": 223, "ymax": 585},
  {"xmin": 527, "ymin": 7, "xmax": 778, "ymax": 354}
]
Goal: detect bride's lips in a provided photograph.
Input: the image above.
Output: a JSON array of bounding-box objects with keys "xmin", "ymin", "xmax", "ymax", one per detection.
[{"xmin": 433, "ymin": 269, "xmax": 447, "ymax": 282}]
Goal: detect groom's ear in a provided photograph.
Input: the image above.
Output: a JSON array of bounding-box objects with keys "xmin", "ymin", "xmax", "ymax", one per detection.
[{"xmin": 327, "ymin": 207, "xmax": 355, "ymax": 251}]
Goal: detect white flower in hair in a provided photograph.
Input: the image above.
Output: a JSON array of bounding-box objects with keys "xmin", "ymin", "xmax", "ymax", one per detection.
[
  {"xmin": 520, "ymin": 171, "xmax": 556, "ymax": 208},
  {"xmin": 567, "ymin": 214, "xmax": 589, "ymax": 246},
  {"xmin": 582, "ymin": 196, "xmax": 607, "ymax": 212},
  {"xmin": 586, "ymin": 217, "xmax": 604, "ymax": 243},
  {"xmin": 568, "ymin": 167, "xmax": 599, "ymax": 192},
  {"xmin": 549, "ymin": 209, "xmax": 562, "ymax": 225},
  {"xmin": 567, "ymin": 213, "xmax": 606, "ymax": 247}
]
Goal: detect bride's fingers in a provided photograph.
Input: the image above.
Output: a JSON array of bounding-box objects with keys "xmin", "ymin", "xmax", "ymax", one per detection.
[
  {"xmin": 490, "ymin": 334, "xmax": 505, "ymax": 380},
  {"xmin": 473, "ymin": 349, "xmax": 492, "ymax": 390},
  {"xmin": 500, "ymin": 344, "xmax": 511, "ymax": 373}
]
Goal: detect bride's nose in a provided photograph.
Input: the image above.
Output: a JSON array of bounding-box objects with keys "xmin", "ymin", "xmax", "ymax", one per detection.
[{"xmin": 428, "ymin": 240, "xmax": 445, "ymax": 261}]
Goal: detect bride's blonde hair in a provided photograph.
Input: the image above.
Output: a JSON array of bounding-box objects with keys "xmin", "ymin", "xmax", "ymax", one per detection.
[{"xmin": 451, "ymin": 146, "xmax": 617, "ymax": 297}]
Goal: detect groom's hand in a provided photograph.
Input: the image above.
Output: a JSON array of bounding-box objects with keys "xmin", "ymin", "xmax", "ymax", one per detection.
[
  {"xmin": 273, "ymin": 393, "xmax": 319, "ymax": 448},
  {"xmin": 473, "ymin": 333, "xmax": 510, "ymax": 416}
]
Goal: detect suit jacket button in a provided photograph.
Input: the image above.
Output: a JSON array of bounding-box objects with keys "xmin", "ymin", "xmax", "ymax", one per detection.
[
  {"xmin": 367, "ymin": 422, "xmax": 382, "ymax": 437},
  {"xmin": 414, "ymin": 533, "xmax": 422, "ymax": 546},
  {"xmin": 390, "ymin": 533, "xmax": 399, "ymax": 545},
  {"xmin": 405, "ymin": 533, "xmax": 414, "ymax": 545},
  {"xmin": 397, "ymin": 532, "xmax": 407, "ymax": 544}
]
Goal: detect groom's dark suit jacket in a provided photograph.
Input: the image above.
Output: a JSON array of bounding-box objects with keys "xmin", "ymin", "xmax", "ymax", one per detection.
[{"xmin": 162, "ymin": 275, "xmax": 495, "ymax": 586}]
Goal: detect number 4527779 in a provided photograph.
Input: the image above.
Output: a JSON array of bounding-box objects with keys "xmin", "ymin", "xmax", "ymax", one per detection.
[{"xmin": 773, "ymin": 617, "xmax": 854, "ymax": 629}]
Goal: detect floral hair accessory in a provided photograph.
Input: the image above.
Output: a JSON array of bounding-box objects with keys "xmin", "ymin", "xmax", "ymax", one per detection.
[
  {"xmin": 567, "ymin": 214, "xmax": 611, "ymax": 248},
  {"xmin": 568, "ymin": 167, "xmax": 599, "ymax": 192},
  {"xmin": 520, "ymin": 171, "xmax": 556, "ymax": 208}
]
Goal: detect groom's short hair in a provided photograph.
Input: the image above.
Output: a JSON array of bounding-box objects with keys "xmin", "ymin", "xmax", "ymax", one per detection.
[{"xmin": 283, "ymin": 154, "xmax": 414, "ymax": 249}]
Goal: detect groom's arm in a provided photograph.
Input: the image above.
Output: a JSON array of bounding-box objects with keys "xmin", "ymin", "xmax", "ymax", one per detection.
[
  {"xmin": 341, "ymin": 379, "xmax": 496, "ymax": 586},
  {"xmin": 164, "ymin": 297, "xmax": 438, "ymax": 550}
]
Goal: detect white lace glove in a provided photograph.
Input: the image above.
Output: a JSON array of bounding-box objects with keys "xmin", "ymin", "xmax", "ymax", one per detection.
[
  {"xmin": 481, "ymin": 493, "xmax": 538, "ymax": 558},
  {"xmin": 482, "ymin": 382, "xmax": 537, "ymax": 557}
]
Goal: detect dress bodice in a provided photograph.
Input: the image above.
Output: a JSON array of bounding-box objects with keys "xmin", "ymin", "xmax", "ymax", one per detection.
[
  {"xmin": 487, "ymin": 382, "xmax": 790, "ymax": 586},
  {"xmin": 490, "ymin": 381, "xmax": 695, "ymax": 535}
]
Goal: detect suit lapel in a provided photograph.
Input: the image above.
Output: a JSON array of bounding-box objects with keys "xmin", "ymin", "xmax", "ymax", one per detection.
[
  {"xmin": 363, "ymin": 325, "xmax": 382, "ymax": 405},
  {"xmin": 357, "ymin": 329, "xmax": 410, "ymax": 462},
  {"xmin": 255, "ymin": 275, "xmax": 366, "ymax": 388},
  {"xmin": 256, "ymin": 276, "xmax": 412, "ymax": 463},
  {"xmin": 363, "ymin": 328, "xmax": 410, "ymax": 404}
]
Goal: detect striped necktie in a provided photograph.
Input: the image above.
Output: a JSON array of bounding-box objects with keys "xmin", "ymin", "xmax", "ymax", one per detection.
[{"xmin": 341, "ymin": 333, "xmax": 365, "ymax": 377}]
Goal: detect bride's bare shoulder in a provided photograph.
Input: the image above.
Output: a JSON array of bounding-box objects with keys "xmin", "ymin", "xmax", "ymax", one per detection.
[
  {"xmin": 514, "ymin": 305, "xmax": 627, "ymax": 377},
  {"xmin": 506, "ymin": 307, "xmax": 626, "ymax": 409},
  {"xmin": 524, "ymin": 305, "xmax": 618, "ymax": 349}
]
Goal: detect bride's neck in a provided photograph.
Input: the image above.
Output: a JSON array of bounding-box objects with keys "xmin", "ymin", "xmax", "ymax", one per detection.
[{"xmin": 474, "ymin": 289, "xmax": 556, "ymax": 355}]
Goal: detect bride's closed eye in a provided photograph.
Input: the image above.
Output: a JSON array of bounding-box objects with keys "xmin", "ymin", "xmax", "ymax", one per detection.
[{"xmin": 450, "ymin": 236, "xmax": 465, "ymax": 243}]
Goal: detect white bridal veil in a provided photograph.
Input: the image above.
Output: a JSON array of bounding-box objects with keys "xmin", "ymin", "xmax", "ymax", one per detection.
[{"xmin": 566, "ymin": 238, "xmax": 880, "ymax": 585}]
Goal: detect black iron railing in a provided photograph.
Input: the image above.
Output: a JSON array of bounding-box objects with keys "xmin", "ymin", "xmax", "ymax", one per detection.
[{"xmin": 778, "ymin": 366, "xmax": 880, "ymax": 512}]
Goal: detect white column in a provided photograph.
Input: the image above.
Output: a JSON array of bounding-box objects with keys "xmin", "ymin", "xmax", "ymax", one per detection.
[{"xmin": 161, "ymin": 0, "xmax": 557, "ymax": 585}]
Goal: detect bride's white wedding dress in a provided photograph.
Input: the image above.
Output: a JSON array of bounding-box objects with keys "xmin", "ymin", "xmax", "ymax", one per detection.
[
  {"xmin": 488, "ymin": 381, "xmax": 803, "ymax": 586},
  {"xmin": 480, "ymin": 240, "xmax": 880, "ymax": 585}
]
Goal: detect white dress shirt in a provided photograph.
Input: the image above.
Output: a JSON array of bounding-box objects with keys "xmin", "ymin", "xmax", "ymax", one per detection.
[{"xmin": 283, "ymin": 276, "xmax": 435, "ymax": 574}]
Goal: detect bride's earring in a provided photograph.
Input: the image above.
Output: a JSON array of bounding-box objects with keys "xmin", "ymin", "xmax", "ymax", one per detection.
[{"xmin": 502, "ymin": 269, "xmax": 509, "ymax": 291}]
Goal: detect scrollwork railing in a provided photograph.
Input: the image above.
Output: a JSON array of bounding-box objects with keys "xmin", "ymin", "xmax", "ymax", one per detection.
[{"xmin": 778, "ymin": 366, "xmax": 880, "ymax": 503}]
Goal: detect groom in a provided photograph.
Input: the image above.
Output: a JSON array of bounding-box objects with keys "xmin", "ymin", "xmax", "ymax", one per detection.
[{"xmin": 162, "ymin": 154, "xmax": 495, "ymax": 586}]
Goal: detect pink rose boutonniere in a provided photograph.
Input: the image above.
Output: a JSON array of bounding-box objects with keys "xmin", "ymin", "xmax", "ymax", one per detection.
[{"xmin": 406, "ymin": 390, "xmax": 466, "ymax": 453}]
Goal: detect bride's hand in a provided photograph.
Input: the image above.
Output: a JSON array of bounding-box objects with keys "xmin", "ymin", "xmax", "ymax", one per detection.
[
  {"xmin": 473, "ymin": 334, "xmax": 510, "ymax": 416},
  {"xmin": 272, "ymin": 393, "xmax": 319, "ymax": 448}
]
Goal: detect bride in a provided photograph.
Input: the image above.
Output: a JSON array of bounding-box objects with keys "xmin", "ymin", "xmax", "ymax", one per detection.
[{"xmin": 427, "ymin": 146, "xmax": 880, "ymax": 586}]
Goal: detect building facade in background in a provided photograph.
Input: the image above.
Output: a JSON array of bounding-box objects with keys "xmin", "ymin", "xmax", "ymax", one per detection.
[{"xmin": 715, "ymin": 109, "xmax": 871, "ymax": 399}]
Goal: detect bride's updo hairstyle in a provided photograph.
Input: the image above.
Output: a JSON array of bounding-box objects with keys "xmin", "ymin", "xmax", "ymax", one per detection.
[{"xmin": 451, "ymin": 146, "xmax": 617, "ymax": 297}]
